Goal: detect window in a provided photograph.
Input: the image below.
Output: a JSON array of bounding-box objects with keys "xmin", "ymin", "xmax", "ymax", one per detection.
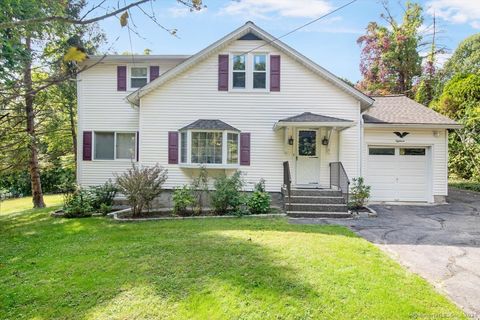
[
  {"xmin": 400, "ymin": 148, "xmax": 425, "ymax": 156},
  {"xmin": 191, "ymin": 132, "xmax": 223, "ymax": 164},
  {"xmin": 116, "ymin": 133, "xmax": 136, "ymax": 159},
  {"xmin": 253, "ymin": 54, "xmax": 266, "ymax": 89},
  {"xmin": 95, "ymin": 132, "xmax": 114, "ymax": 160},
  {"xmin": 227, "ymin": 133, "xmax": 239, "ymax": 164},
  {"xmin": 179, "ymin": 130, "xmax": 240, "ymax": 166},
  {"xmin": 369, "ymin": 148, "xmax": 395, "ymax": 155},
  {"xmin": 130, "ymin": 67, "xmax": 148, "ymax": 88},
  {"xmin": 232, "ymin": 55, "xmax": 246, "ymax": 88},
  {"xmin": 180, "ymin": 131, "xmax": 187, "ymax": 163},
  {"xmin": 94, "ymin": 132, "xmax": 136, "ymax": 160}
]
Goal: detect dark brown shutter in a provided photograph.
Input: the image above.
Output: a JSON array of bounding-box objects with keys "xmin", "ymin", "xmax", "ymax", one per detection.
[
  {"xmin": 218, "ymin": 54, "xmax": 229, "ymax": 91},
  {"xmin": 117, "ymin": 66, "xmax": 127, "ymax": 91},
  {"xmin": 136, "ymin": 131, "xmax": 139, "ymax": 162},
  {"xmin": 168, "ymin": 131, "xmax": 179, "ymax": 164},
  {"xmin": 270, "ymin": 55, "xmax": 280, "ymax": 92},
  {"xmin": 83, "ymin": 131, "xmax": 92, "ymax": 161},
  {"xmin": 150, "ymin": 66, "xmax": 159, "ymax": 82},
  {"xmin": 240, "ymin": 132, "xmax": 250, "ymax": 166}
]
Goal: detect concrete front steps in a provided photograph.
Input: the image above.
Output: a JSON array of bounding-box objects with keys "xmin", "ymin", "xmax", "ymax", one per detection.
[{"xmin": 284, "ymin": 188, "xmax": 351, "ymax": 218}]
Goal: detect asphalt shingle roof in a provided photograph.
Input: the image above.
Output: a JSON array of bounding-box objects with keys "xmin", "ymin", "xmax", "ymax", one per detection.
[
  {"xmin": 180, "ymin": 119, "xmax": 240, "ymax": 131},
  {"xmin": 364, "ymin": 95, "xmax": 458, "ymax": 125},
  {"xmin": 279, "ymin": 112, "xmax": 352, "ymax": 123}
]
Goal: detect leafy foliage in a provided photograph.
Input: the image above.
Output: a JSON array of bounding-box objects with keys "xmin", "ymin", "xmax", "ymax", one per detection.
[
  {"xmin": 172, "ymin": 185, "xmax": 195, "ymax": 216},
  {"xmin": 357, "ymin": 2, "xmax": 423, "ymax": 96},
  {"xmin": 211, "ymin": 171, "xmax": 245, "ymax": 214},
  {"xmin": 116, "ymin": 164, "xmax": 168, "ymax": 217},
  {"xmin": 63, "ymin": 188, "xmax": 93, "ymax": 218},
  {"xmin": 247, "ymin": 179, "xmax": 271, "ymax": 215},
  {"xmin": 443, "ymin": 33, "xmax": 480, "ymax": 79},
  {"xmin": 89, "ymin": 180, "xmax": 118, "ymax": 212},
  {"xmin": 190, "ymin": 166, "xmax": 209, "ymax": 214},
  {"xmin": 349, "ymin": 177, "xmax": 371, "ymax": 210}
]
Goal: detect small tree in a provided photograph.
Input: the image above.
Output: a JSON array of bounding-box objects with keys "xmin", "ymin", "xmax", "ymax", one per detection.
[
  {"xmin": 349, "ymin": 177, "xmax": 371, "ymax": 211},
  {"xmin": 116, "ymin": 164, "xmax": 167, "ymax": 217}
]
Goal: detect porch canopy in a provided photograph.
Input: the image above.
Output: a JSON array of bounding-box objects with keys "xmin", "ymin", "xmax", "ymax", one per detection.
[{"xmin": 273, "ymin": 112, "xmax": 354, "ymax": 131}]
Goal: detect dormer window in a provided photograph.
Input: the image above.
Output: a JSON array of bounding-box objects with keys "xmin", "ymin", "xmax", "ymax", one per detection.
[{"xmin": 130, "ymin": 67, "xmax": 148, "ymax": 88}]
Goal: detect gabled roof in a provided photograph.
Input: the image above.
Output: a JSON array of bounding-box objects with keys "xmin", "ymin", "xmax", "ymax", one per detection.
[
  {"xmin": 279, "ymin": 112, "xmax": 352, "ymax": 123},
  {"xmin": 180, "ymin": 119, "xmax": 239, "ymax": 131},
  {"xmin": 364, "ymin": 95, "xmax": 461, "ymax": 128},
  {"xmin": 126, "ymin": 21, "xmax": 374, "ymax": 109}
]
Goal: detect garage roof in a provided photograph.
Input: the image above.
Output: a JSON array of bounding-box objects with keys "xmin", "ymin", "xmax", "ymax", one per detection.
[{"xmin": 364, "ymin": 95, "xmax": 461, "ymax": 128}]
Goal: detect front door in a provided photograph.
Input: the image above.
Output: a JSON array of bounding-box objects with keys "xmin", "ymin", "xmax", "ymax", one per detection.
[{"xmin": 296, "ymin": 129, "xmax": 320, "ymax": 186}]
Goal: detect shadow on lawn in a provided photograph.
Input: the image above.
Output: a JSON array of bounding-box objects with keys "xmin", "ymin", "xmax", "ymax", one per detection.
[{"xmin": 1, "ymin": 210, "xmax": 357, "ymax": 319}]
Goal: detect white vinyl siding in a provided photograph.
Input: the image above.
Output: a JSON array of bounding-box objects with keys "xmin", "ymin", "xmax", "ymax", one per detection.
[
  {"xmin": 363, "ymin": 128, "xmax": 448, "ymax": 200},
  {"xmin": 77, "ymin": 59, "xmax": 184, "ymax": 186},
  {"xmin": 139, "ymin": 40, "xmax": 360, "ymax": 192}
]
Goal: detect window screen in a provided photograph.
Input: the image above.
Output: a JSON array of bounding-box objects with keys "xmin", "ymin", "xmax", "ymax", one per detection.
[
  {"xmin": 116, "ymin": 133, "xmax": 136, "ymax": 159},
  {"xmin": 369, "ymin": 148, "xmax": 395, "ymax": 155},
  {"xmin": 94, "ymin": 132, "xmax": 115, "ymax": 160}
]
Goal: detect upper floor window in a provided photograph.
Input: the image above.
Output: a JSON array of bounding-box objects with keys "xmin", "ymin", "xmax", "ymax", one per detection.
[
  {"xmin": 232, "ymin": 55, "xmax": 246, "ymax": 89},
  {"xmin": 130, "ymin": 67, "xmax": 148, "ymax": 88},
  {"xmin": 230, "ymin": 53, "xmax": 268, "ymax": 91},
  {"xmin": 94, "ymin": 131, "xmax": 136, "ymax": 160}
]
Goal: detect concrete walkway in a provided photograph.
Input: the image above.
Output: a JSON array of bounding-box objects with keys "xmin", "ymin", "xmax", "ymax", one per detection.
[{"xmin": 291, "ymin": 188, "xmax": 480, "ymax": 318}]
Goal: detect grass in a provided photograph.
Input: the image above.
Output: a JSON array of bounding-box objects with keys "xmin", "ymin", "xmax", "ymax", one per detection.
[
  {"xmin": 0, "ymin": 194, "xmax": 63, "ymax": 215},
  {"xmin": 0, "ymin": 197, "xmax": 466, "ymax": 320},
  {"xmin": 449, "ymin": 178, "xmax": 480, "ymax": 192}
]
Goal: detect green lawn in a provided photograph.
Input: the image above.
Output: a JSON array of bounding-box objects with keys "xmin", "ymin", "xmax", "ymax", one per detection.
[
  {"xmin": 0, "ymin": 198, "xmax": 466, "ymax": 319},
  {"xmin": 449, "ymin": 179, "xmax": 480, "ymax": 192}
]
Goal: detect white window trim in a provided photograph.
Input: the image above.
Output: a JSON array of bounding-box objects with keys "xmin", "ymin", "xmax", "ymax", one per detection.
[
  {"xmin": 229, "ymin": 52, "xmax": 269, "ymax": 93},
  {"xmin": 179, "ymin": 129, "xmax": 240, "ymax": 168},
  {"xmin": 128, "ymin": 65, "xmax": 149, "ymax": 91},
  {"xmin": 93, "ymin": 131, "xmax": 137, "ymax": 162}
]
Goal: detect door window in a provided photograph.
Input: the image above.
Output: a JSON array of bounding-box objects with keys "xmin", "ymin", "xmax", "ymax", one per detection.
[
  {"xmin": 369, "ymin": 147, "xmax": 395, "ymax": 155},
  {"xmin": 400, "ymin": 148, "xmax": 426, "ymax": 156},
  {"xmin": 298, "ymin": 131, "xmax": 316, "ymax": 156}
]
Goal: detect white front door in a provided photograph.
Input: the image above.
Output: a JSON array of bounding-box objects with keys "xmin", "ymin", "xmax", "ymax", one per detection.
[{"xmin": 295, "ymin": 129, "xmax": 320, "ymax": 186}]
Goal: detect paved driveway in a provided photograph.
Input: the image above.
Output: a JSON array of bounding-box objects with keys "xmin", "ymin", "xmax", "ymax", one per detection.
[{"xmin": 291, "ymin": 188, "xmax": 480, "ymax": 317}]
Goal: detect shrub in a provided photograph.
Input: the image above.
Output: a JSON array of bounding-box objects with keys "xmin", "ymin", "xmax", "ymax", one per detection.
[
  {"xmin": 211, "ymin": 171, "xmax": 244, "ymax": 214},
  {"xmin": 116, "ymin": 164, "xmax": 168, "ymax": 217},
  {"xmin": 349, "ymin": 177, "xmax": 371, "ymax": 210},
  {"xmin": 99, "ymin": 203, "xmax": 113, "ymax": 216},
  {"xmin": 173, "ymin": 185, "xmax": 195, "ymax": 216},
  {"xmin": 190, "ymin": 166, "xmax": 209, "ymax": 214},
  {"xmin": 248, "ymin": 179, "xmax": 271, "ymax": 214},
  {"xmin": 89, "ymin": 180, "xmax": 117, "ymax": 211},
  {"xmin": 63, "ymin": 187, "xmax": 93, "ymax": 218}
]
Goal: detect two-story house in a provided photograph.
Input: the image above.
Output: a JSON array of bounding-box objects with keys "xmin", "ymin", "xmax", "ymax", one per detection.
[{"xmin": 77, "ymin": 22, "xmax": 460, "ymax": 216}]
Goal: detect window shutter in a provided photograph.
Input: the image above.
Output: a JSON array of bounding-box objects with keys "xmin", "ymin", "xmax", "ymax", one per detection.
[
  {"xmin": 117, "ymin": 66, "xmax": 127, "ymax": 91},
  {"xmin": 240, "ymin": 132, "xmax": 250, "ymax": 166},
  {"xmin": 270, "ymin": 55, "xmax": 280, "ymax": 92},
  {"xmin": 136, "ymin": 131, "xmax": 140, "ymax": 162},
  {"xmin": 218, "ymin": 54, "xmax": 229, "ymax": 91},
  {"xmin": 83, "ymin": 131, "xmax": 92, "ymax": 161},
  {"xmin": 150, "ymin": 66, "xmax": 159, "ymax": 82},
  {"xmin": 168, "ymin": 131, "xmax": 179, "ymax": 164}
]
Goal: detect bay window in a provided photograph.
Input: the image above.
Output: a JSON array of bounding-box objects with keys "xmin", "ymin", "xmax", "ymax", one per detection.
[
  {"xmin": 179, "ymin": 130, "xmax": 240, "ymax": 167},
  {"xmin": 94, "ymin": 131, "xmax": 137, "ymax": 160}
]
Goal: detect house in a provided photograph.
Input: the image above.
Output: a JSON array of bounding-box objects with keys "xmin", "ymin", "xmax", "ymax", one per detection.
[{"xmin": 77, "ymin": 22, "xmax": 460, "ymax": 216}]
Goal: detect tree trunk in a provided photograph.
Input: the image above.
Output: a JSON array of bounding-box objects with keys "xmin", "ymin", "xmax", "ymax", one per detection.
[
  {"xmin": 24, "ymin": 36, "xmax": 45, "ymax": 208},
  {"xmin": 68, "ymin": 100, "xmax": 77, "ymax": 171}
]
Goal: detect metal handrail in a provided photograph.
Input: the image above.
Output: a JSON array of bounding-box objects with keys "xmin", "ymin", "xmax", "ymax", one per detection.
[
  {"xmin": 329, "ymin": 162, "xmax": 350, "ymax": 205},
  {"xmin": 283, "ymin": 161, "xmax": 291, "ymax": 211}
]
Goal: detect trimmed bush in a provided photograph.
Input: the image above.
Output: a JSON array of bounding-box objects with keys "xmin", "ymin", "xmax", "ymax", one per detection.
[
  {"xmin": 211, "ymin": 171, "xmax": 244, "ymax": 214},
  {"xmin": 247, "ymin": 179, "xmax": 271, "ymax": 214}
]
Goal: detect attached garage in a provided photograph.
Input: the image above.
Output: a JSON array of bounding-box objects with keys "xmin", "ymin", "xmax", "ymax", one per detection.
[
  {"xmin": 363, "ymin": 95, "xmax": 462, "ymax": 203},
  {"xmin": 366, "ymin": 146, "xmax": 430, "ymax": 202}
]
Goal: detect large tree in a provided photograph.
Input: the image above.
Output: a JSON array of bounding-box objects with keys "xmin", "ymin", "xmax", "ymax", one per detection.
[{"xmin": 357, "ymin": 1, "xmax": 423, "ymax": 97}]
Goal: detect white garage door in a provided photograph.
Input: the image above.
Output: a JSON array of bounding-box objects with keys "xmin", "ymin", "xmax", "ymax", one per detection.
[{"xmin": 366, "ymin": 146, "xmax": 429, "ymax": 202}]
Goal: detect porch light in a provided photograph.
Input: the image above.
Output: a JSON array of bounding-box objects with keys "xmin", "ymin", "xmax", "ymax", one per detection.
[
  {"xmin": 322, "ymin": 137, "xmax": 329, "ymax": 146},
  {"xmin": 288, "ymin": 136, "xmax": 294, "ymax": 145}
]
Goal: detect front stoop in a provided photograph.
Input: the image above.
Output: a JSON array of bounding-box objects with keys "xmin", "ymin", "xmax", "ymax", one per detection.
[{"xmin": 284, "ymin": 188, "xmax": 351, "ymax": 218}]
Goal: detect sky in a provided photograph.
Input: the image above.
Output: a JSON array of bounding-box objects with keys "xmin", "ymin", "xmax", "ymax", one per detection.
[{"xmin": 93, "ymin": 0, "xmax": 480, "ymax": 82}]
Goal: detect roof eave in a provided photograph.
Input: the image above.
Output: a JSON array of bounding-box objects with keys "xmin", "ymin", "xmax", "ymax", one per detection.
[
  {"xmin": 364, "ymin": 123, "xmax": 463, "ymax": 129},
  {"xmin": 273, "ymin": 121, "xmax": 356, "ymax": 131}
]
